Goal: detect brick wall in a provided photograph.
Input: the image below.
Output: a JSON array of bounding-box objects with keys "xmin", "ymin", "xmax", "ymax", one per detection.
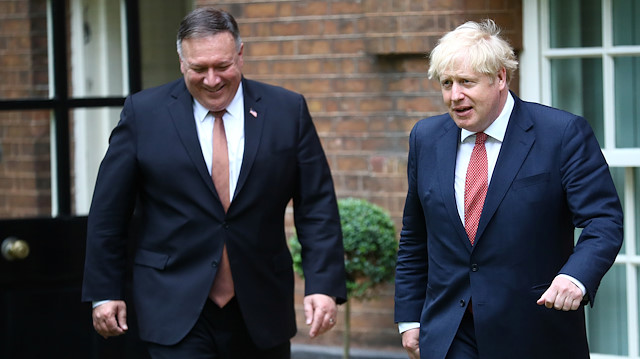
[
  {"xmin": 196, "ymin": 0, "xmax": 523, "ymax": 351},
  {"xmin": 0, "ymin": 0, "xmax": 51, "ymax": 218}
]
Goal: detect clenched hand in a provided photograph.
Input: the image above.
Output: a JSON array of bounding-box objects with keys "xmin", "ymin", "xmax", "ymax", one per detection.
[{"xmin": 92, "ymin": 300, "xmax": 128, "ymax": 339}]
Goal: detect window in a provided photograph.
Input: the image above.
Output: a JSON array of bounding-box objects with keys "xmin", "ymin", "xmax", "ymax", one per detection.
[
  {"xmin": 0, "ymin": 0, "xmax": 192, "ymax": 217},
  {"xmin": 522, "ymin": 0, "xmax": 640, "ymax": 357},
  {"xmin": 0, "ymin": 0, "xmax": 141, "ymax": 218}
]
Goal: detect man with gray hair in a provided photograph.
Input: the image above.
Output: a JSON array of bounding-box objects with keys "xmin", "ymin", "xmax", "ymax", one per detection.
[
  {"xmin": 394, "ymin": 19, "xmax": 622, "ymax": 359},
  {"xmin": 82, "ymin": 7, "xmax": 346, "ymax": 358}
]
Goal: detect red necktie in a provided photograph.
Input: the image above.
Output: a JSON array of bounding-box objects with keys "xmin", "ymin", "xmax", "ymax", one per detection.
[
  {"xmin": 464, "ymin": 132, "xmax": 488, "ymax": 245},
  {"xmin": 209, "ymin": 110, "xmax": 235, "ymax": 307}
]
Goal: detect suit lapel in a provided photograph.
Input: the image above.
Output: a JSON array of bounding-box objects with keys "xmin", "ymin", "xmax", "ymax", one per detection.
[
  {"xmin": 234, "ymin": 78, "xmax": 265, "ymax": 198},
  {"xmin": 167, "ymin": 80, "xmax": 219, "ymax": 198},
  {"xmin": 436, "ymin": 121, "xmax": 472, "ymax": 250},
  {"xmin": 475, "ymin": 96, "xmax": 535, "ymax": 244}
]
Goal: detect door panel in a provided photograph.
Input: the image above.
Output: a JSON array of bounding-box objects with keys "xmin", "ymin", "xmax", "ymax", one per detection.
[{"xmin": 0, "ymin": 216, "xmax": 148, "ymax": 358}]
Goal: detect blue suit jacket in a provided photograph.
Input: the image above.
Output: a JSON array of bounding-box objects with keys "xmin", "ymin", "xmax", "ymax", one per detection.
[
  {"xmin": 82, "ymin": 78, "xmax": 347, "ymax": 348},
  {"xmin": 394, "ymin": 93, "xmax": 623, "ymax": 359}
]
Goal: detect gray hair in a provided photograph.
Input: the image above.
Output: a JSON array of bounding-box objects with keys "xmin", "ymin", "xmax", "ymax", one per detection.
[
  {"xmin": 176, "ymin": 7, "xmax": 242, "ymax": 59},
  {"xmin": 428, "ymin": 19, "xmax": 518, "ymax": 83}
]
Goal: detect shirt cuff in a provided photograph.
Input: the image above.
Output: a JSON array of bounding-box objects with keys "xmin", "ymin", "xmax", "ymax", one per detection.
[
  {"xmin": 398, "ymin": 322, "xmax": 420, "ymax": 334},
  {"xmin": 92, "ymin": 300, "xmax": 112, "ymax": 309},
  {"xmin": 558, "ymin": 274, "xmax": 587, "ymax": 297}
]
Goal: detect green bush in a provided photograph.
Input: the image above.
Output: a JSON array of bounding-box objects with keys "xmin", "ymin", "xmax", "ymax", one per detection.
[
  {"xmin": 290, "ymin": 198, "xmax": 397, "ymax": 357},
  {"xmin": 290, "ymin": 197, "xmax": 397, "ymax": 300}
]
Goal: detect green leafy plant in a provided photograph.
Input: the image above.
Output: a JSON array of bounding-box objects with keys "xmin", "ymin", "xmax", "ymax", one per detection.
[{"xmin": 289, "ymin": 197, "xmax": 397, "ymax": 359}]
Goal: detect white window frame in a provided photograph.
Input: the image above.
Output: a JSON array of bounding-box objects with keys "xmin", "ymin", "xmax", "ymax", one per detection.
[{"xmin": 521, "ymin": 0, "xmax": 639, "ymax": 358}]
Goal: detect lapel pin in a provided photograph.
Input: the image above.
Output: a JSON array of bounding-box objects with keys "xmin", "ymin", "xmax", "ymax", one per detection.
[{"xmin": 249, "ymin": 108, "xmax": 257, "ymax": 118}]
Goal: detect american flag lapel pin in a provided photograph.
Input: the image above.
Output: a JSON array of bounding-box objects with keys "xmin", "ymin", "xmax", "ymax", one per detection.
[{"xmin": 249, "ymin": 108, "xmax": 258, "ymax": 118}]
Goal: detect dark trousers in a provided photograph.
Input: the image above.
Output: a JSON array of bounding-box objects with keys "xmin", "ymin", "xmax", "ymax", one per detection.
[
  {"xmin": 146, "ymin": 298, "xmax": 291, "ymax": 359},
  {"xmin": 445, "ymin": 310, "xmax": 478, "ymax": 359}
]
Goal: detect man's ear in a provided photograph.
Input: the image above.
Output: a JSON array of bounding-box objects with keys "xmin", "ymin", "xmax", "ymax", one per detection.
[{"xmin": 497, "ymin": 67, "xmax": 507, "ymax": 89}]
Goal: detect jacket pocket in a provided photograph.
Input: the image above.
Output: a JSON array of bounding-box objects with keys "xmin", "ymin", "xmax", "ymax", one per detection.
[
  {"xmin": 512, "ymin": 172, "xmax": 550, "ymax": 190},
  {"xmin": 530, "ymin": 282, "xmax": 551, "ymax": 297},
  {"xmin": 134, "ymin": 249, "xmax": 169, "ymax": 270}
]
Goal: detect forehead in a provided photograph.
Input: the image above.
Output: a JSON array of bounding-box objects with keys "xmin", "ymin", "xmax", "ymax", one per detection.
[
  {"xmin": 439, "ymin": 57, "xmax": 482, "ymax": 79},
  {"xmin": 181, "ymin": 32, "xmax": 237, "ymax": 60}
]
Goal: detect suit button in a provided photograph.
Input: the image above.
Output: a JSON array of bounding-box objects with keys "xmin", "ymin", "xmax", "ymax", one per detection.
[
  {"xmin": 471, "ymin": 264, "xmax": 479, "ymax": 272},
  {"xmin": 212, "ymin": 261, "xmax": 218, "ymax": 268},
  {"xmin": 460, "ymin": 299, "xmax": 465, "ymax": 307},
  {"xmin": 223, "ymin": 222, "xmax": 229, "ymax": 229}
]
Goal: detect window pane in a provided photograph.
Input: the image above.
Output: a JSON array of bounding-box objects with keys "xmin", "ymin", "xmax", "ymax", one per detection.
[
  {"xmin": 614, "ymin": 56, "xmax": 640, "ymax": 148},
  {"xmin": 550, "ymin": 58, "xmax": 604, "ymax": 145},
  {"xmin": 71, "ymin": 107, "xmax": 120, "ymax": 215},
  {"xmin": 0, "ymin": 0, "xmax": 49, "ymax": 99},
  {"xmin": 586, "ymin": 264, "xmax": 627, "ymax": 355},
  {"xmin": 139, "ymin": 0, "xmax": 193, "ymax": 89},
  {"xmin": 613, "ymin": 0, "xmax": 640, "ymax": 45},
  {"xmin": 0, "ymin": 111, "xmax": 52, "ymax": 218},
  {"xmin": 69, "ymin": 0, "xmax": 127, "ymax": 98},
  {"xmin": 549, "ymin": 0, "xmax": 602, "ymax": 48}
]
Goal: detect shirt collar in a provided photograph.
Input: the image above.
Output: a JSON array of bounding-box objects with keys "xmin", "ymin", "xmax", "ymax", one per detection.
[
  {"xmin": 460, "ymin": 91, "xmax": 514, "ymax": 143},
  {"xmin": 193, "ymin": 82, "xmax": 244, "ymax": 122}
]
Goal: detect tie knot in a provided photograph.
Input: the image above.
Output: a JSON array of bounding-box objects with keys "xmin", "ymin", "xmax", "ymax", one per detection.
[
  {"xmin": 211, "ymin": 110, "xmax": 226, "ymax": 120},
  {"xmin": 475, "ymin": 132, "xmax": 488, "ymax": 144}
]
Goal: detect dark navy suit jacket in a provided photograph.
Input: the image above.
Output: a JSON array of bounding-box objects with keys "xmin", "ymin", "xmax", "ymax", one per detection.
[
  {"xmin": 394, "ymin": 93, "xmax": 623, "ymax": 359},
  {"xmin": 82, "ymin": 78, "xmax": 347, "ymax": 348}
]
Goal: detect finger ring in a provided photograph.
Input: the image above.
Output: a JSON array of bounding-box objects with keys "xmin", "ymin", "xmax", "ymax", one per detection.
[{"xmin": 329, "ymin": 318, "xmax": 335, "ymax": 324}]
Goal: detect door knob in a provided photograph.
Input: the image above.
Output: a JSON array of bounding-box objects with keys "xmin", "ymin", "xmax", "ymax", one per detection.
[{"xmin": 2, "ymin": 237, "xmax": 30, "ymax": 261}]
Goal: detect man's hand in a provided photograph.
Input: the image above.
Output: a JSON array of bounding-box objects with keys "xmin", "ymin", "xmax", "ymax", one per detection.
[
  {"xmin": 401, "ymin": 328, "xmax": 420, "ymax": 359},
  {"xmin": 303, "ymin": 294, "xmax": 337, "ymax": 338},
  {"xmin": 537, "ymin": 275, "xmax": 584, "ymax": 311},
  {"xmin": 92, "ymin": 300, "xmax": 128, "ymax": 339}
]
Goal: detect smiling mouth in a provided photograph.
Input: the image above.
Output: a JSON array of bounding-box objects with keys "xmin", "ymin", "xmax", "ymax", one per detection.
[{"xmin": 204, "ymin": 85, "xmax": 225, "ymax": 93}]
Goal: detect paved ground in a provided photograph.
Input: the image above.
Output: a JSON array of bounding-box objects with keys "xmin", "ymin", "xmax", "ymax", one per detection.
[{"xmin": 291, "ymin": 344, "xmax": 406, "ymax": 359}]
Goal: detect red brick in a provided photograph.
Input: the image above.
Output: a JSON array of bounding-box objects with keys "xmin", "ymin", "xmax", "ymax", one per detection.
[
  {"xmin": 246, "ymin": 41, "xmax": 281, "ymax": 57},
  {"xmin": 335, "ymin": 118, "xmax": 368, "ymax": 133},
  {"xmin": 294, "ymin": 2, "xmax": 328, "ymax": 16},
  {"xmin": 297, "ymin": 39, "xmax": 331, "ymax": 55},
  {"xmin": 330, "ymin": 1, "xmax": 363, "ymax": 15},
  {"xmin": 360, "ymin": 98, "xmax": 394, "ymax": 112},
  {"xmin": 271, "ymin": 21, "xmax": 303, "ymax": 37},
  {"xmin": 335, "ymin": 155, "xmax": 368, "ymax": 171},
  {"xmin": 244, "ymin": 3, "xmax": 278, "ymax": 18}
]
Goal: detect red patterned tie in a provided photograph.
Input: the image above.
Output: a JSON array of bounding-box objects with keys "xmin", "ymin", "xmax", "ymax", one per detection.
[
  {"xmin": 464, "ymin": 132, "xmax": 488, "ymax": 245},
  {"xmin": 209, "ymin": 110, "xmax": 235, "ymax": 307}
]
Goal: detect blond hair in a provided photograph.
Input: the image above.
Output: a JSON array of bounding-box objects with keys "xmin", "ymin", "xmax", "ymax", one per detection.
[{"xmin": 427, "ymin": 19, "xmax": 518, "ymax": 83}]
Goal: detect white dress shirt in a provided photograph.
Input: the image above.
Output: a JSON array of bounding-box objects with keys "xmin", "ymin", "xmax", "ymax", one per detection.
[{"xmin": 193, "ymin": 84, "xmax": 245, "ymax": 202}]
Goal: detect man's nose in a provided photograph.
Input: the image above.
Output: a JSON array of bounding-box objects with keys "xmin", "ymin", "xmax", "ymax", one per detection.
[
  {"xmin": 450, "ymin": 83, "xmax": 464, "ymax": 101},
  {"xmin": 203, "ymin": 68, "xmax": 219, "ymax": 85}
]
